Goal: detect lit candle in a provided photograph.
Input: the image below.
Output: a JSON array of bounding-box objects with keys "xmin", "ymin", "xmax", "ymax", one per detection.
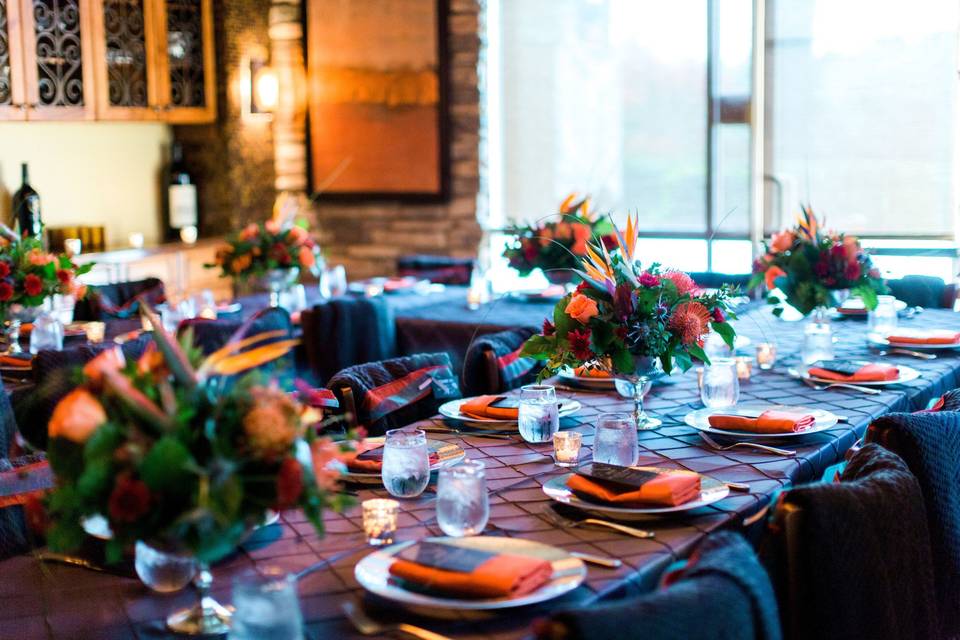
[
  {"xmin": 553, "ymin": 431, "xmax": 582, "ymax": 467},
  {"xmin": 63, "ymin": 238, "xmax": 82, "ymax": 257},
  {"xmin": 128, "ymin": 232, "xmax": 144, "ymax": 249},
  {"xmin": 84, "ymin": 321, "xmax": 106, "ymax": 344},
  {"xmin": 735, "ymin": 356, "xmax": 752, "ymax": 381},
  {"xmin": 362, "ymin": 498, "xmax": 399, "ymax": 546},
  {"xmin": 179, "ymin": 225, "xmax": 198, "ymax": 244},
  {"xmin": 755, "ymin": 343, "xmax": 777, "ymax": 370},
  {"xmin": 466, "ymin": 287, "xmax": 482, "ymax": 310}
]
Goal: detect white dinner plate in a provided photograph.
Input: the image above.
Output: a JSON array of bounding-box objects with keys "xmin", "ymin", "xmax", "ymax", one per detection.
[
  {"xmin": 438, "ymin": 398, "xmax": 581, "ymax": 427},
  {"xmin": 543, "ymin": 468, "xmax": 729, "ymax": 517},
  {"xmin": 683, "ymin": 405, "xmax": 839, "ymax": 439},
  {"xmin": 867, "ymin": 331, "xmax": 960, "ymax": 351},
  {"xmin": 354, "ymin": 536, "xmax": 586, "ymax": 610},
  {"xmin": 337, "ymin": 437, "xmax": 466, "ymax": 485},
  {"xmin": 835, "ymin": 298, "xmax": 907, "ymax": 317},
  {"xmin": 557, "ymin": 370, "xmax": 616, "ymax": 389},
  {"xmin": 801, "ymin": 361, "xmax": 921, "ymax": 386}
]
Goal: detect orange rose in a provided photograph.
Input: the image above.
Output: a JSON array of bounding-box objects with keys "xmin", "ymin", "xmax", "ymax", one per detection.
[
  {"xmin": 83, "ymin": 346, "xmax": 125, "ymax": 388},
  {"xmin": 239, "ymin": 223, "xmax": 259, "ymax": 242},
  {"xmin": 565, "ymin": 293, "xmax": 599, "ymax": 324},
  {"xmin": 571, "ymin": 224, "xmax": 592, "ymax": 256},
  {"xmin": 769, "ymin": 230, "xmax": 795, "ymax": 254},
  {"xmin": 265, "ymin": 219, "xmax": 281, "ymax": 235},
  {"xmin": 232, "ymin": 254, "xmax": 252, "ymax": 273},
  {"xmin": 764, "ymin": 265, "xmax": 787, "ymax": 291},
  {"xmin": 554, "ymin": 222, "xmax": 573, "ymax": 241},
  {"xmin": 48, "ymin": 388, "xmax": 106, "ymax": 443},
  {"xmin": 27, "ymin": 248, "xmax": 53, "ymax": 266},
  {"xmin": 287, "ymin": 226, "xmax": 308, "ymax": 245},
  {"xmin": 298, "ymin": 245, "xmax": 316, "ymax": 269}
]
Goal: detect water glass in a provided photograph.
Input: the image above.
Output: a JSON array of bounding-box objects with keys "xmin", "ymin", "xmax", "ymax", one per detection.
[
  {"xmin": 134, "ymin": 540, "xmax": 197, "ymax": 593},
  {"xmin": 29, "ymin": 311, "xmax": 63, "ymax": 354},
  {"xmin": 279, "ymin": 284, "xmax": 308, "ymax": 314},
  {"xmin": 437, "ymin": 460, "xmax": 489, "ymax": 537},
  {"xmin": 700, "ymin": 358, "xmax": 740, "ymax": 408},
  {"xmin": 869, "ymin": 295, "xmax": 899, "ymax": 334},
  {"xmin": 228, "ymin": 568, "xmax": 304, "ymax": 640},
  {"xmin": 593, "ymin": 413, "xmax": 639, "ymax": 467},
  {"xmin": 381, "ymin": 428, "xmax": 431, "ymax": 498},
  {"xmin": 518, "ymin": 384, "xmax": 559, "ymax": 443},
  {"xmin": 801, "ymin": 317, "xmax": 834, "ymax": 364},
  {"xmin": 52, "ymin": 293, "xmax": 75, "ymax": 325}
]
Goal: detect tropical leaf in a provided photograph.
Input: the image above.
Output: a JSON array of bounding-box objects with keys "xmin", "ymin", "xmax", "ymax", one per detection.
[
  {"xmin": 102, "ymin": 368, "xmax": 174, "ymax": 431},
  {"xmin": 140, "ymin": 302, "xmax": 198, "ymax": 389},
  {"xmin": 200, "ymin": 329, "xmax": 288, "ymax": 373}
]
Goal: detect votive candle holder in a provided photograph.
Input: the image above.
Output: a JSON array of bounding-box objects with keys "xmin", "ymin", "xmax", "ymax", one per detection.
[
  {"xmin": 553, "ymin": 431, "xmax": 582, "ymax": 467},
  {"xmin": 85, "ymin": 321, "xmax": 106, "ymax": 344},
  {"xmin": 735, "ymin": 356, "xmax": 752, "ymax": 381},
  {"xmin": 755, "ymin": 343, "xmax": 777, "ymax": 370},
  {"xmin": 362, "ymin": 499, "xmax": 399, "ymax": 546}
]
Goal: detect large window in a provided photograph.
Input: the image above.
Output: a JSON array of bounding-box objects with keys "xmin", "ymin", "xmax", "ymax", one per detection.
[{"xmin": 487, "ymin": 0, "xmax": 960, "ymax": 277}]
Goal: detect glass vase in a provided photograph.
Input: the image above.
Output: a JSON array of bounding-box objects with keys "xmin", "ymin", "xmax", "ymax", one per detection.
[
  {"xmin": 613, "ymin": 355, "xmax": 661, "ymax": 430},
  {"xmin": 265, "ymin": 268, "xmax": 300, "ymax": 308},
  {"xmin": 801, "ymin": 306, "xmax": 834, "ymax": 365},
  {"xmin": 166, "ymin": 561, "xmax": 232, "ymax": 635}
]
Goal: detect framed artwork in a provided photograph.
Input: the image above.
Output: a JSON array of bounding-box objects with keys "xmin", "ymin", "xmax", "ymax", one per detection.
[{"xmin": 305, "ymin": 0, "xmax": 449, "ymax": 201}]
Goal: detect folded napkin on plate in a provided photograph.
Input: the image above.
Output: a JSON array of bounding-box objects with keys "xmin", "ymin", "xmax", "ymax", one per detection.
[
  {"xmin": 708, "ymin": 409, "xmax": 816, "ymax": 434},
  {"xmin": 573, "ymin": 366, "xmax": 611, "ymax": 378},
  {"xmin": 566, "ymin": 469, "xmax": 701, "ymax": 507},
  {"xmin": 807, "ymin": 361, "xmax": 899, "ymax": 382},
  {"xmin": 0, "ymin": 353, "xmax": 33, "ymax": 369},
  {"xmin": 342, "ymin": 442, "xmax": 439, "ymax": 473},
  {"xmin": 886, "ymin": 329, "xmax": 960, "ymax": 345},
  {"xmin": 384, "ymin": 277, "xmax": 418, "ymax": 292},
  {"xmin": 388, "ymin": 542, "xmax": 553, "ymax": 598},
  {"xmin": 460, "ymin": 395, "xmax": 519, "ymax": 420}
]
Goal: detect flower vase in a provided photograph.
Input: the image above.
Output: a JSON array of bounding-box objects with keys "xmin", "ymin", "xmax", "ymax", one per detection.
[
  {"xmin": 0, "ymin": 305, "xmax": 42, "ymax": 355},
  {"xmin": 234, "ymin": 268, "xmax": 300, "ymax": 308},
  {"xmin": 165, "ymin": 561, "xmax": 232, "ymax": 635},
  {"xmin": 801, "ymin": 306, "xmax": 834, "ymax": 365},
  {"xmin": 613, "ymin": 355, "xmax": 661, "ymax": 430}
]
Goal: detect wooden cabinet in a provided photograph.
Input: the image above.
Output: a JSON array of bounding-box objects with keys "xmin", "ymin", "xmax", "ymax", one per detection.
[{"xmin": 0, "ymin": 0, "xmax": 215, "ymax": 122}]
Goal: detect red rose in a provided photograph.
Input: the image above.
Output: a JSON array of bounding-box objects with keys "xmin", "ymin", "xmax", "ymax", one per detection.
[
  {"xmin": 108, "ymin": 475, "xmax": 151, "ymax": 524},
  {"xmin": 711, "ymin": 308, "xmax": 725, "ymax": 323},
  {"xmin": 844, "ymin": 261, "xmax": 861, "ymax": 281},
  {"xmin": 568, "ymin": 328, "xmax": 593, "ymax": 361},
  {"xmin": 639, "ymin": 272, "xmax": 661, "ymax": 288},
  {"xmin": 23, "ymin": 274, "xmax": 42, "ymax": 297},
  {"xmin": 56, "ymin": 269, "xmax": 72, "ymax": 285},
  {"xmin": 275, "ymin": 458, "xmax": 304, "ymax": 510},
  {"xmin": 271, "ymin": 243, "xmax": 291, "ymax": 266},
  {"xmin": 0, "ymin": 261, "xmax": 10, "ymax": 279},
  {"xmin": 813, "ymin": 260, "xmax": 830, "ymax": 278},
  {"xmin": 523, "ymin": 243, "xmax": 538, "ymax": 263},
  {"xmin": 0, "ymin": 280, "xmax": 13, "ymax": 302},
  {"xmin": 575, "ymin": 281, "xmax": 590, "ymax": 294}
]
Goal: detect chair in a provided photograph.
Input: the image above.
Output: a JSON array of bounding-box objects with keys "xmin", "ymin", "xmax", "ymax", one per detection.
[
  {"xmin": 300, "ymin": 297, "xmax": 397, "ymax": 385},
  {"xmin": 327, "ymin": 352, "xmax": 460, "ymax": 436},
  {"xmin": 926, "ymin": 388, "xmax": 960, "ymax": 412},
  {"xmin": 762, "ymin": 443, "xmax": 938, "ymax": 640},
  {"xmin": 462, "ymin": 327, "xmax": 540, "ymax": 396},
  {"xmin": 540, "ymin": 531, "xmax": 781, "ymax": 640},
  {"xmin": 14, "ymin": 335, "xmax": 153, "ymax": 449},
  {"xmin": 885, "ymin": 275, "xmax": 956, "ymax": 308},
  {"xmin": 397, "ymin": 254, "xmax": 474, "ymax": 285},
  {"xmin": 73, "ymin": 277, "xmax": 166, "ymax": 321},
  {"xmin": 0, "ymin": 391, "xmax": 42, "ymax": 559},
  {"xmin": 866, "ymin": 411, "xmax": 960, "ymax": 637},
  {"xmin": 178, "ymin": 307, "xmax": 293, "ymax": 355},
  {"xmin": 688, "ymin": 272, "xmax": 752, "ymax": 290}
]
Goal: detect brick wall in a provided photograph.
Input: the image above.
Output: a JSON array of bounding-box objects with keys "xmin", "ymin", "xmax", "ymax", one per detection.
[{"xmin": 173, "ymin": 0, "xmax": 278, "ymax": 236}]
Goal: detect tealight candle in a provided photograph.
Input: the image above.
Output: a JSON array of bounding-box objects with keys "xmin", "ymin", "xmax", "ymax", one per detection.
[
  {"xmin": 756, "ymin": 343, "xmax": 777, "ymax": 370},
  {"xmin": 553, "ymin": 431, "xmax": 582, "ymax": 467},
  {"xmin": 362, "ymin": 498, "xmax": 399, "ymax": 546},
  {"xmin": 85, "ymin": 321, "xmax": 105, "ymax": 344},
  {"xmin": 466, "ymin": 287, "xmax": 483, "ymax": 310},
  {"xmin": 179, "ymin": 225, "xmax": 198, "ymax": 244},
  {"xmin": 63, "ymin": 238, "xmax": 82, "ymax": 257},
  {"xmin": 735, "ymin": 356, "xmax": 752, "ymax": 381},
  {"xmin": 128, "ymin": 232, "xmax": 144, "ymax": 249}
]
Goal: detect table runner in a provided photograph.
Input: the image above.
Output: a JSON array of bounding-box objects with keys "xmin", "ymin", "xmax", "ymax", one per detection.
[{"xmin": 0, "ymin": 308, "xmax": 956, "ymax": 639}]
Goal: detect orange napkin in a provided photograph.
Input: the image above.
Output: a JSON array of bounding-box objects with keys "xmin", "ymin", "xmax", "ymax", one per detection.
[
  {"xmin": 0, "ymin": 354, "xmax": 32, "ymax": 369},
  {"xmin": 807, "ymin": 363, "xmax": 899, "ymax": 382},
  {"xmin": 341, "ymin": 443, "xmax": 439, "ymax": 473},
  {"xmin": 566, "ymin": 470, "xmax": 701, "ymax": 507},
  {"xmin": 460, "ymin": 396, "xmax": 518, "ymax": 420},
  {"xmin": 573, "ymin": 366, "xmax": 611, "ymax": 378},
  {"xmin": 383, "ymin": 277, "xmax": 417, "ymax": 292},
  {"xmin": 708, "ymin": 409, "xmax": 816, "ymax": 434},
  {"xmin": 389, "ymin": 551, "xmax": 553, "ymax": 598},
  {"xmin": 886, "ymin": 330, "xmax": 960, "ymax": 345}
]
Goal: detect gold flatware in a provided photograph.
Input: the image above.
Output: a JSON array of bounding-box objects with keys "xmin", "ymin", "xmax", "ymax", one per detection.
[
  {"xmin": 568, "ymin": 518, "xmax": 656, "ymax": 540},
  {"xmin": 569, "ymin": 551, "xmax": 622, "ymax": 568},
  {"xmin": 877, "ymin": 348, "xmax": 937, "ymax": 360},
  {"xmin": 342, "ymin": 601, "xmax": 451, "ymax": 640},
  {"xmin": 725, "ymin": 481, "xmax": 751, "ymax": 492}
]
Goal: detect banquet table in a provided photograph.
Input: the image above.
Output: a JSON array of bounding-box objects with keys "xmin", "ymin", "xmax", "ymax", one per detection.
[{"xmin": 1, "ymin": 307, "xmax": 958, "ymax": 640}]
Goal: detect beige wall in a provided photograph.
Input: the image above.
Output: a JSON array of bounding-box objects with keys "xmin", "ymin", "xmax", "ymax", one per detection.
[{"xmin": 0, "ymin": 122, "xmax": 171, "ymax": 249}]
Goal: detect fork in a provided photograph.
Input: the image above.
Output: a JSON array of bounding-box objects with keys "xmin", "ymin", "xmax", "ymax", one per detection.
[
  {"xmin": 342, "ymin": 601, "xmax": 451, "ymax": 640},
  {"xmin": 876, "ymin": 348, "xmax": 937, "ymax": 360},
  {"xmin": 544, "ymin": 510, "xmax": 656, "ymax": 539},
  {"xmin": 800, "ymin": 377, "xmax": 882, "ymax": 395},
  {"xmin": 699, "ymin": 431, "xmax": 796, "ymax": 457}
]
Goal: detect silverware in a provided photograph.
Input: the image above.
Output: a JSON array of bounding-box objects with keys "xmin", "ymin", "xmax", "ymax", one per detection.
[
  {"xmin": 569, "ymin": 551, "xmax": 622, "ymax": 568},
  {"xmin": 567, "ymin": 518, "xmax": 656, "ymax": 539},
  {"xmin": 699, "ymin": 431, "xmax": 796, "ymax": 457},
  {"xmin": 725, "ymin": 481, "xmax": 751, "ymax": 492},
  {"xmin": 342, "ymin": 601, "xmax": 451, "ymax": 640},
  {"xmin": 421, "ymin": 427, "xmax": 515, "ymax": 441},
  {"xmin": 35, "ymin": 551, "xmax": 133, "ymax": 578},
  {"xmin": 877, "ymin": 348, "xmax": 937, "ymax": 360},
  {"xmin": 788, "ymin": 368, "xmax": 883, "ymax": 395},
  {"xmin": 295, "ymin": 546, "xmax": 367, "ymax": 581}
]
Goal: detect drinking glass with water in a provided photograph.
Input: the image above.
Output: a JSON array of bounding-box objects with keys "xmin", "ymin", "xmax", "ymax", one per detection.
[
  {"xmin": 593, "ymin": 412, "xmax": 639, "ymax": 467},
  {"xmin": 228, "ymin": 568, "xmax": 304, "ymax": 640},
  {"xmin": 518, "ymin": 384, "xmax": 559, "ymax": 443},
  {"xmin": 437, "ymin": 460, "xmax": 489, "ymax": 537},
  {"xmin": 700, "ymin": 358, "xmax": 740, "ymax": 408},
  {"xmin": 869, "ymin": 295, "xmax": 899, "ymax": 334},
  {"xmin": 381, "ymin": 428, "xmax": 431, "ymax": 498}
]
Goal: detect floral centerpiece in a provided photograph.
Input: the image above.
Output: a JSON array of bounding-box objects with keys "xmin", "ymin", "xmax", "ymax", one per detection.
[
  {"xmin": 0, "ymin": 225, "xmax": 91, "ymax": 351},
  {"xmin": 503, "ymin": 193, "xmax": 616, "ymax": 284},
  {"xmin": 749, "ymin": 205, "xmax": 886, "ymax": 316},
  {"xmin": 45, "ymin": 308, "xmax": 349, "ymax": 633},
  {"xmin": 521, "ymin": 214, "xmax": 738, "ymax": 427}
]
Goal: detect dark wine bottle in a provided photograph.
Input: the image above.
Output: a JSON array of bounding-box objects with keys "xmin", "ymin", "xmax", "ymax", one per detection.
[
  {"xmin": 11, "ymin": 163, "xmax": 42, "ymax": 239},
  {"xmin": 164, "ymin": 142, "xmax": 199, "ymax": 242}
]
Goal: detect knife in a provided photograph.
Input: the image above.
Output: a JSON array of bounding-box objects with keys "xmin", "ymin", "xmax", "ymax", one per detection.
[{"xmin": 569, "ymin": 551, "xmax": 622, "ymax": 568}]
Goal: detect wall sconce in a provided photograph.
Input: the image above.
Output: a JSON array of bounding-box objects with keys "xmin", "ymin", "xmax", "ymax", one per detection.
[{"xmin": 242, "ymin": 49, "xmax": 277, "ymax": 121}]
